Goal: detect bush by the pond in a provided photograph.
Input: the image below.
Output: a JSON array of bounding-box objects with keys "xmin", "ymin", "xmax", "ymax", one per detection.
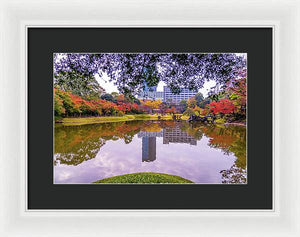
[
  {"xmin": 92, "ymin": 172, "xmax": 194, "ymax": 184},
  {"xmin": 215, "ymin": 118, "xmax": 226, "ymax": 124}
]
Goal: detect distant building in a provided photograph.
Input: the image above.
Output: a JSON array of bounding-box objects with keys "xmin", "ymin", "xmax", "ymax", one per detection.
[
  {"xmin": 138, "ymin": 91, "xmax": 164, "ymax": 101},
  {"xmin": 163, "ymin": 86, "xmax": 197, "ymax": 104},
  {"xmin": 137, "ymin": 83, "xmax": 163, "ymax": 101}
]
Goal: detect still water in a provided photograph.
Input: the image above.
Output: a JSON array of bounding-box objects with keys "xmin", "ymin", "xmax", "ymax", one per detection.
[{"xmin": 54, "ymin": 120, "xmax": 246, "ymax": 184}]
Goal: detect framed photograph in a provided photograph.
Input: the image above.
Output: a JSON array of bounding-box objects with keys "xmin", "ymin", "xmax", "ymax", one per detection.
[
  {"xmin": 1, "ymin": 0, "xmax": 299, "ymax": 236},
  {"xmin": 29, "ymin": 28, "xmax": 268, "ymax": 210},
  {"xmin": 53, "ymin": 52, "xmax": 247, "ymax": 186}
]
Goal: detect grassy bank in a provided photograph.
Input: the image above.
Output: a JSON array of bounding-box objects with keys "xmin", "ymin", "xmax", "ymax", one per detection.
[
  {"xmin": 60, "ymin": 114, "xmax": 188, "ymax": 126},
  {"xmin": 92, "ymin": 172, "xmax": 194, "ymax": 184}
]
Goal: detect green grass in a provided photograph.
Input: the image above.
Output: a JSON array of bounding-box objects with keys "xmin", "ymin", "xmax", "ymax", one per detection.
[
  {"xmin": 62, "ymin": 115, "xmax": 135, "ymax": 125},
  {"xmin": 61, "ymin": 114, "xmax": 177, "ymax": 126},
  {"xmin": 92, "ymin": 172, "xmax": 194, "ymax": 184}
]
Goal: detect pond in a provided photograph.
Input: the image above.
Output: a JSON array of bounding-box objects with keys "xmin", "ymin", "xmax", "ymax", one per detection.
[{"xmin": 54, "ymin": 120, "xmax": 247, "ymax": 184}]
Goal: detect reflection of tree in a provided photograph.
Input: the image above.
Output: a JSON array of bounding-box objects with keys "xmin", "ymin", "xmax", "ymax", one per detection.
[
  {"xmin": 143, "ymin": 122, "xmax": 162, "ymax": 132},
  {"xmin": 54, "ymin": 121, "xmax": 146, "ymax": 166},
  {"xmin": 141, "ymin": 120, "xmax": 176, "ymax": 131},
  {"xmin": 220, "ymin": 164, "xmax": 247, "ymax": 184},
  {"xmin": 200, "ymin": 124, "xmax": 247, "ymax": 184},
  {"xmin": 55, "ymin": 138, "xmax": 106, "ymax": 166},
  {"xmin": 179, "ymin": 122, "xmax": 204, "ymax": 141}
]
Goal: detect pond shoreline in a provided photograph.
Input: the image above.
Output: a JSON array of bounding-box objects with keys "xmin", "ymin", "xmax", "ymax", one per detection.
[
  {"xmin": 224, "ymin": 122, "xmax": 246, "ymax": 127},
  {"xmin": 56, "ymin": 115, "xmax": 246, "ymax": 127},
  {"xmin": 57, "ymin": 114, "xmax": 189, "ymax": 126}
]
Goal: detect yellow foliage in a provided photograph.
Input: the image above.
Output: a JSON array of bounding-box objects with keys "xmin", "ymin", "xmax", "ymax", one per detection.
[{"xmin": 142, "ymin": 99, "xmax": 162, "ymax": 109}]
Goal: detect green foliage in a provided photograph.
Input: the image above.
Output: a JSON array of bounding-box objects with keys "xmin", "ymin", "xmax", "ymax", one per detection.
[
  {"xmin": 92, "ymin": 172, "xmax": 194, "ymax": 184},
  {"xmin": 54, "ymin": 71, "xmax": 103, "ymax": 100},
  {"xmin": 110, "ymin": 92, "xmax": 119, "ymax": 98},
  {"xmin": 194, "ymin": 92, "xmax": 204, "ymax": 105},
  {"xmin": 229, "ymin": 93, "xmax": 240, "ymax": 100},
  {"xmin": 54, "ymin": 93, "xmax": 65, "ymax": 116},
  {"xmin": 100, "ymin": 93, "xmax": 116, "ymax": 102},
  {"xmin": 183, "ymin": 108, "xmax": 195, "ymax": 116},
  {"xmin": 143, "ymin": 66, "xmax": 160, "ymax": 88},
  {"xmin": 178, "ymin": 100, "xmax": 188, "ymax": 113},
  {"xmin": 209, "ymin": 90, "xmax": 226, "ymax": 102},
  {"xmin": 133, "ymin": 97, "xmax": 141, "ymax": 105},
  {"xmin": 198, "ymin": 97, "xmax": 211, "ymax": 108},
  {"xmin": 187, "ymin": 97, "xmax": 197, "ymax": 108},
  {"xmin": 55, "ymin": 89, "xmax": 77, "ymax": 115}
]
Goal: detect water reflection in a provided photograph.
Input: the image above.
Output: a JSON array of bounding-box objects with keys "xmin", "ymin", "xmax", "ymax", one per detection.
[
  {"xmin": 141, "ymin": 137, "xmax": 157, "ymax": 162},
  {"xmin": 163, "ymin": 126, "xmax": 197, "ymax": 145},
  {"xmin": 138, "ymin": 125, "xmax": 198, "ymax": 162},
  {"xmin": 54, "ymin": 121, "xmax": 247, "ymax": 184}
]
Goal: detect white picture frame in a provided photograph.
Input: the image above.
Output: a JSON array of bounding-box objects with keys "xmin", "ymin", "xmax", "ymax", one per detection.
[{"xmin": 0, "ymin": 0, "xmax": 299, "ymax": 236}]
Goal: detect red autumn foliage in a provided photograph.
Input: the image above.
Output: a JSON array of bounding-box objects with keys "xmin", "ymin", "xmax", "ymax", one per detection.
[
  {"xmin": 54, "ymin": 89, "xmax": 144, "ymax": 117},
  {"xmin": 165, "ymin": 106, "xmax": 177, "ymax": 114},
  {"xmin": 208, "ymin": 99, "xmax": 236, "ymax": 115}
]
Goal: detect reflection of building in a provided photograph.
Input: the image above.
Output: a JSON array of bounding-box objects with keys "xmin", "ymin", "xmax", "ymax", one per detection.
[
  {"xmin": 163, "ymin": 86, "xmax": 197, "ymax": 104},
  {"xmin": 142, "ymin": 137, "xmax": 156, "ymax": 162},
  {"xmin": 138, "ymin": 131, "xmax": 163, "ymax": 138},
  {"xmin": 138, "ymin": 126, "xmax": 197, "ymax": 163},
  {"xmin": 163, "ymin": 127, "xmax": 197, "ymax": 145}
]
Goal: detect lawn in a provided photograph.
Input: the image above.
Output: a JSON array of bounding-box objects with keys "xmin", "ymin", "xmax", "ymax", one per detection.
[
  {"xmin": 92, "ymin": 172, "xmax": 194, "ymax": 184},
  {"xmin": 61, "ymin": 114, "xmax": 179, "ymax": 126}
]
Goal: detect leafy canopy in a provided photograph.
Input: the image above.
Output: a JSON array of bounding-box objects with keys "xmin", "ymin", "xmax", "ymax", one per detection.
[{"xmin": 54, "ymin": 53, "xmax": 246, "ymax": 96}]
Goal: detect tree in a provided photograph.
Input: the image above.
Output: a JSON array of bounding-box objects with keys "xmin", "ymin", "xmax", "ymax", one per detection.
[
  {"xmin": 165, "ymin": 106, "xmax": 177, "ymax": 115},
  {"xmin": 54, "ymin": 71, "xmax": 102, "ymax": 100},
  {"xmin": 55, "ymin": 89, "xmax": 77, "ymax": 115},
  {"xmin": 54, "ymin": 53, "xmax": 246, "ymax": 97},
  {"xmin": 111, "ymin": 92, "xmax": 119, "ymax": 98},
  {"xmin": 178, "ymin": 100, "xmax": 188, "ymax": 113},
  {"xmin": 187, "ymin": 97, "xmax": 197, "ymax": 109},
  {"xmin": 54, "ymin": 90, "xmax": 65, "ymax": 117},
  {"xmin": 198, "ymin": 97, "xmax": 211, "ymax": 109},
  {"xmin": 132, "ymin": 97, "xmax": 141, "ymax": 105},
  {"xmin": 226, "ymin": 77, "xmax": 247, "ymax": 116},
  {"xmin": 208, "ymin": 99, "xmax": 236, "ymax": 116},
  {"xmin": 193, "ymin": 106, "xmax": 202, "ymax": 116},
  {"xmin": 194, "ymin": 92, "xmax": 204, "ymax": 105},
  {"xmin": 101, "ymin": 93, "xmax": 116, "ymax": 102},
  {"xmin": 141, "ymin": 99, "xmax": 162, "ymax": 113},
  {"xmin": 116, "ymin": 94, "xmax": 125, "ymax": 102},
  {"xmin": 159, "ymin": 102, "xmax": 169, "ymax": 115},
  {"xmin": 183, "ymin": 108, "xmax": 194, "ymax": 116}
]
